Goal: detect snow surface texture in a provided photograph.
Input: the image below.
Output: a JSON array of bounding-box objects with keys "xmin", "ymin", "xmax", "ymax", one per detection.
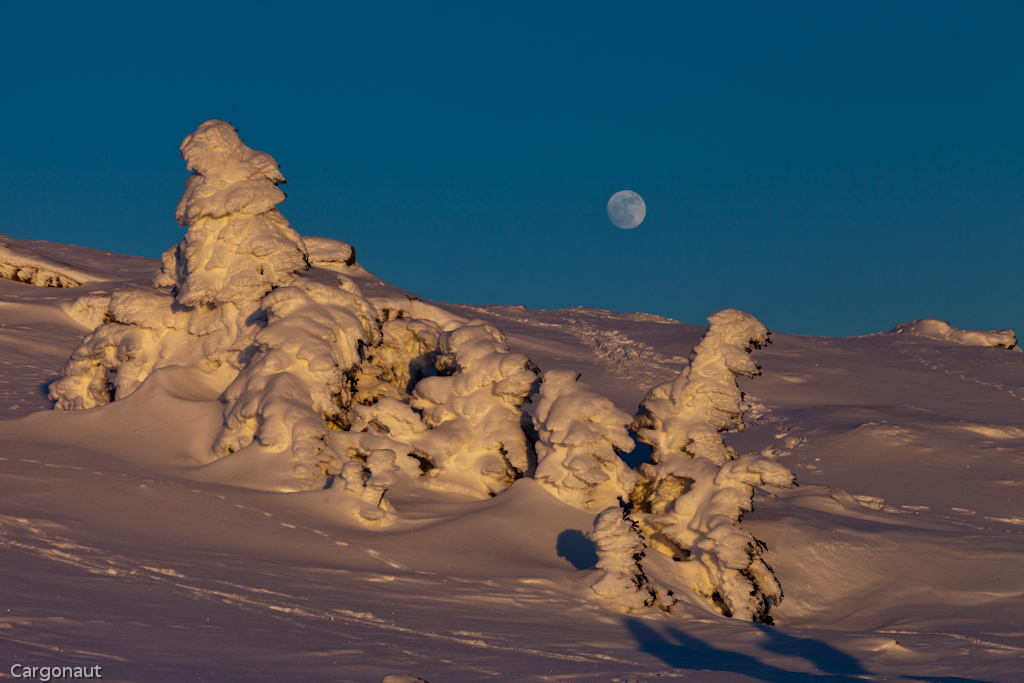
[
  {"xmin": 890, "ymin": 318, "xmax": 1020, "ymax": 351},
  {"xmin": 631, "ymin": 309, "xmax": 796, "ymax": 623}
]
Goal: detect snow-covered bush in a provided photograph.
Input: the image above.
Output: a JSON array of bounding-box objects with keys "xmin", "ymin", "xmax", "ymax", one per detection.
[
  {"xmin": 334, "ymin": 449, "xmax": 400, "ymax": 525},
  {"xmin": 351, "ymin": 317, "xmax": 443, "ymax": 405},
  {"xmin": 532, "ymin": 369, "xmax": 637, "ymax": 511},
  {"xmin": 409, "ymin": 322, "xmax": 539, "ymax": 496},
  {"xmin": 211, "ymin": 276, "xmax": 382, "ymax": 475},
  {"xmin": 630, "ymin": 309, "xmax": 794, "ymax": 623},
  {"xmin": 348, "ymin": 321, "xmax": 540, "ymax": 498},
  {"xmin": 590, "ymin": 507, "xmax": 674, "ymax": 613}
]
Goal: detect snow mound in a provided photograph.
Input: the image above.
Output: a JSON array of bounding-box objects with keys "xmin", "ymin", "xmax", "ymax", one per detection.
[
  {"xmin": 890, "ymin": 319, "xmax": 1018, "ymax": 350},
  {"xmin": 0, "ymin": 233, "xmax": 95, "ymax": 287},
  {"xmin": 304, "ymin": 235, "xmax": 356, "ymax": 267}
]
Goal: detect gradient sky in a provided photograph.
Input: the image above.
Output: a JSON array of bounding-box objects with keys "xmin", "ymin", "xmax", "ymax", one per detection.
[{"xmin": 2, "ymin": 1, "xmax": 1021, "ymax": 337}]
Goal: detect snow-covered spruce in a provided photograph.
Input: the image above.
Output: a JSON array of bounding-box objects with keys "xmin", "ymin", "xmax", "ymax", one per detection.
[
  {"xmin": 590, "ymin": 507, "xmax": 674, "ymax": 613},
  {"xmin": 531, "ymin": 369, "xmax": 637, "ymax": 511},
  {"xmin": 351, "ymin": 317, "xmax": 443, "ymax": 405},
  {"xmin": 630, "ymin": 308, "xmax": 795, "ymax": 623},
  {"xmin": 46, "ymin": 122, "xmax": 437, "ymax": 493},
  {"xmin": 49, "ymin": 121, "xmax": 309, "ymax": 410},
  {"xmin": 211, "ymin": 275, "xmax": 383, "ymax": 475},
  {"xmin": 348, "ymin": 321, "xmax": 540, "ymax": 498}
]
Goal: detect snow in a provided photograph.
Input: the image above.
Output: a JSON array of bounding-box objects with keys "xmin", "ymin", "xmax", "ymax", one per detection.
[
  {"xmin": 889, "ymin": 318, "xmax": 1019, "ymax": 351},
  {"xmin": 0, "ymin": 233, "xmax": 98, "ymax": 288},
  {"xmin": 2, "ymin": 127, "xmax": 1023, "ymax": 681}
]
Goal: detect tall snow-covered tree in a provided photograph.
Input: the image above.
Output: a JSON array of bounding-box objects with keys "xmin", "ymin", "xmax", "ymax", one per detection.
[
  {"xmin": 630, "ymin": 309, "xmax": 795, "ymax": 623},
  {"xmin": 49, "ymin": 121, "xmax": 310, "ymax": 410},
  {"xmin": 531, "ymin": 369, "xmax": 637, "ymax": 511}
]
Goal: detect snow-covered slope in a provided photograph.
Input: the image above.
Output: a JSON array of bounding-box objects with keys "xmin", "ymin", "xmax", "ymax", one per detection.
[{"xmin": 1, "ymin": 235, "xmax": 1022, "ymax": 682}]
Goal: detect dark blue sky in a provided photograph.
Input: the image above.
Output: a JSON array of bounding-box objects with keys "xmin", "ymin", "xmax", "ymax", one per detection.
[{"xmin": 2, "ymin": 1, "xmax": 1021, "ymax": 337}]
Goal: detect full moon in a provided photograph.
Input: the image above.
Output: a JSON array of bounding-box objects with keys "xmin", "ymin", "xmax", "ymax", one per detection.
[{"xmin": 607, "ymin": 190, "xmax": 646, "ymax": 229}]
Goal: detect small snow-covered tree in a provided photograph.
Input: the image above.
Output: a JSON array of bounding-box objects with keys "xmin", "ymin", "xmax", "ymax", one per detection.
[
  {"xmin": 348, "ymin": 321, "xmax": 539, "ymax": 498},
  {"xmin": 590, "ymin": 507, "xmax": 674, "ymax": 613},
  {"xmin": 630, "ymin": 309, "xmax": 794, "ymax": 623},
  {"xmin": 334, "ymin": 449, "xmax": 400, "ymax": 526},
  {"xmin": 532, "ymin": 369, "xmax": 637, "ymax": 511},
  {"xmin": 409, "ymin": 322, "xmax": 539, "ymax": 497}
]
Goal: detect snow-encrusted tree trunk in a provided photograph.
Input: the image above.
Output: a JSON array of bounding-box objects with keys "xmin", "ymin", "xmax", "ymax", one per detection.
[
  {"xmin": 532, "ymin": 369, "xmax": 637, "ymax": 511},
  {"xmin": 49, "ymin": 120, "xmax": 310, "ymax": 410},
  {"xmin": 630, "ymin": 309, "xmax": 794, "ymax": 623}
]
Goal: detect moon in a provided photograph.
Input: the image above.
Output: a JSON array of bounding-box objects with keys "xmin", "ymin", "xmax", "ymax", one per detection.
[{"xmin": 607, "ymin": 190, "xmax": 646, "ymax": 229}]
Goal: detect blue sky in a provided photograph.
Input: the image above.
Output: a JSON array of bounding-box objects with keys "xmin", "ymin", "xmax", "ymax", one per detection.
[{"xmin": 2, "ymin": 1, "xmax": 1021, "ymax": 337}]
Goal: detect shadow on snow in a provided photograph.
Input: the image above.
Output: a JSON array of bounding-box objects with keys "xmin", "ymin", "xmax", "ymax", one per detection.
[{"xmin": 625, "ymin": 618, "xmax": 997, "ymax": 683}]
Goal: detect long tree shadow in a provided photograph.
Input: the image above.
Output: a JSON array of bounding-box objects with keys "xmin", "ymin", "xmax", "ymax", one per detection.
[{"xmin": 625, "ymin": 619, "xmax": 995, "ymax": 683}]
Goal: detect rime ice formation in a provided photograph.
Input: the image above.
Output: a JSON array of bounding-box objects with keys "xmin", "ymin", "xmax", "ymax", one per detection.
[
  {"xmin": 890, "ymin": 319, "xmax": 1019, "ymax": 351},
  {"xmin": 590, "ymin": 507, "xmax": 674, "ymax": 613},
  {"xmin": 630, "ymin": 309, "xmax": 795, "ymax": 622},
  {"xmin": 0, "ymin": 233, "xmax": 91, "ymax": 287},
  {"xmin": 532, "ymin": 369, "xmax": 637, "ymax": 511}
]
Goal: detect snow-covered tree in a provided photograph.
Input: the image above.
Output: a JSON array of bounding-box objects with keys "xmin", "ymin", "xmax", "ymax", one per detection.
[
  {"xmin": 409, "ymin": 322, "xmax": 539, "ymax": 496},
  {"xmin": 347, "ymin": 321, "xmax": 540, "ymax": 498},
  {"xmin": 47, "ymin": 121, "xmax": 432, "ymax": 490},
  {"xmin": 49, "ymin": 120, "xmax": 310, "ymax": 411},
  {"xmin": 630, "ymin": 309, "xmax": 795, "ymax": 623},
  {"xmin": 590, "ymin": 507, "xmax": 674, "ymax": 613},
  {"xmin": 351, "ymin": 317, "xmax": 443, "ymax": 406},
  {"xmin": 531, "ymin": 369, "xmax": 637, "ymax": 511},
  {"xmin": 211, "ymin": 276, "xmax": 382, "ymax": 476}
]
